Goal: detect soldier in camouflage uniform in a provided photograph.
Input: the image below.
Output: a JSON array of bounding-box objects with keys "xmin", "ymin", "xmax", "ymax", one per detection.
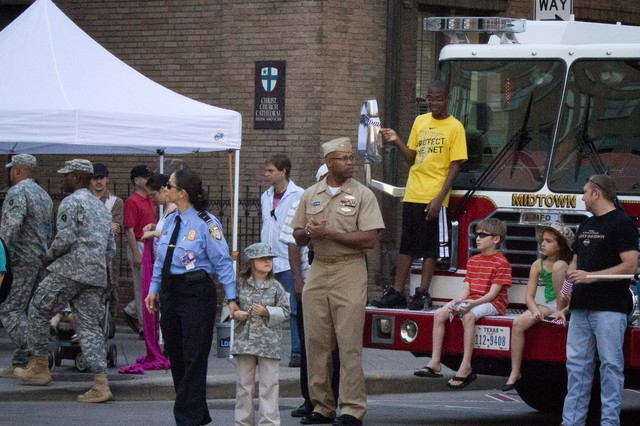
[
  {"xmin": 0, "ymin": 154, "xmax": 53, "ymax": 379},
  {"xmin": 231, "ymin": 242, "xmax": 290, "ymax": 426},
  {"xmin": 15, "ymin": 159, "xmax": 116, "ymax": 404}
]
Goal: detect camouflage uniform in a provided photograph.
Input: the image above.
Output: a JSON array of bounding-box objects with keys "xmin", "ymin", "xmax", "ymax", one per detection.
[
  {"xmin": 0, "ymin": 178, "xmax": 53, "ymax": 366},
  {"xmin": 231, "ymin": 275, "xmax": 290, "ymax": 359},
  {"xmin": 27, "ymin": 188, "xmax": 116, "ymax": 374},
  {"xmin": 231, "ymin": 242, "xmax": 290, "ymax": 426}
]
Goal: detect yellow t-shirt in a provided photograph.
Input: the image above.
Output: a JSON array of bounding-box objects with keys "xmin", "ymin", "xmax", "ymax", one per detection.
[{"xmin": 404, "ymin": 113, "xmax": 467, "ymax": 205}]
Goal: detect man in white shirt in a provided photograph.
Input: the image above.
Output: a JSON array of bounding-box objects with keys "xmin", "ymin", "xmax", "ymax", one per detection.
[{"xmin": 260, "ymin": 154, "xmax": 303, "ymax": 367}]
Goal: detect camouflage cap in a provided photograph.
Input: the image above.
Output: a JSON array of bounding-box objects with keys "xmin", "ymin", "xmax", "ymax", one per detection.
[
  {"xmin": 244, "ymin": 242, "xmax": 277, "ymax": 260},
  {"xmin": 5, "ymin": 153, "xmax": 37, "ymax": 168},
  {"xmin": 535, "ymin": 222, "xmax": 575, "ymax": 249},
  {"xmin": 322, "ymin": 137, "xmax": 352, "ymax": 157},
  {"xmin": 57, "ymin": 159, "xmax": 94, "ymax": 174}
]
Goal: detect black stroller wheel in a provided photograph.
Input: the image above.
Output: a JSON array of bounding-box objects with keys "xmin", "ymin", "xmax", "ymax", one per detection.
[
  {"xmin": 107, "ymin": 344, "xmax": 117, "ymax": 368},
  {"xmin": 47, "ymin": 350, "xmax": 55, "ymax": 372},
  {"xmin": 54, "ymin": 347, "xmax": 62, "ymax": 367},
  {"xmin": 75, "ymin": 353, "xmax": 88, "ymax": 372}
]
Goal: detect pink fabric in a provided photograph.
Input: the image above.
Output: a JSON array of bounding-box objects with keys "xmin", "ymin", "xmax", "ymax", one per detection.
[{"xmin": 119, "ymin": 238, "xmax": 170, "ymax": 374}]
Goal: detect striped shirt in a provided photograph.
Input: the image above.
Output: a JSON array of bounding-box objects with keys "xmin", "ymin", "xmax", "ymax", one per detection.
[{"xmin": 465, "ymin": 252, "xmax": 512, "ymax": 315}]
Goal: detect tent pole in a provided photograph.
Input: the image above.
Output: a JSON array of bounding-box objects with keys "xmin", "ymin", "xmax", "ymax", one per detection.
[
  {"xmin": 231, "ymin": 149, "xmax": 240, "ymax": 267},
  {"xmin": 228, "ymin": 149, "xmax": 240, "ymax": 358},
  {"xmin": 158, "ymin": 151, "xmax": 164, "ymax": 217}
]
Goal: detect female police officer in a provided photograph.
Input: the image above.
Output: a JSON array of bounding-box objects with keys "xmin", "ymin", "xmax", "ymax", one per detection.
[{"xmin": 145, "ymin": 169, "xmax": 238, "ymax": 426}]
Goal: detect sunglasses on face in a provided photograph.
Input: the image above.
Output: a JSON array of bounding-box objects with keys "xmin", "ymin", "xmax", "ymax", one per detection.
[
  {"xmin": 167, "ymin": 181, "xmax": 182, "ymax": 191},
  {"xmin": 475, "ymin": 232, "xmax": 497, "ymax": 239}
]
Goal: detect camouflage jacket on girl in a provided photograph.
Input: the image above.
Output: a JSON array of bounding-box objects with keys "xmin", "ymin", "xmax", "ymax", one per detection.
[{"xmin": 231, "ymin": 275, "xmax": 290, "ymax": 359}]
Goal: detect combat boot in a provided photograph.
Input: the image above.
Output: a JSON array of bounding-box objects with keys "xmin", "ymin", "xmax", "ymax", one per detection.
[
  {"xmin": 77, "ymin": 373, "xmax": 113, "ymax": 403},
  {"xmin": 13, "ymin": 356, "xmax": 51, "ymax": 385},
  {"xmin": 0, "ymin": 364, "xmax": 23, "ymax": 379}
]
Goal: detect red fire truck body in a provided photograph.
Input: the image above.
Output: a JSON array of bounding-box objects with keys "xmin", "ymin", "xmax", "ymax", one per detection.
[{"xmin": 364, "ymin": 17, "xmax": 640, "ymax": 413}]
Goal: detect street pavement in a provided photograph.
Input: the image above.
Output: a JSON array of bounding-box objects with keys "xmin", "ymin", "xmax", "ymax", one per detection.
[{"xmin": 0, "ymin": 321, "xmax": 505, "ymax": 402}]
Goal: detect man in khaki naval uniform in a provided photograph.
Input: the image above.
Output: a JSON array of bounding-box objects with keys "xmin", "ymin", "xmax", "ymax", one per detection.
[{"xmin": 292, "ymin": 138, "xmax": 384, "ymax": 426}]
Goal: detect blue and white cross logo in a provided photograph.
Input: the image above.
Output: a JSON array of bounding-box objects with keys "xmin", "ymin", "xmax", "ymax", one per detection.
[{"xmin": 261, "ymin": 67, "xmax": 278, "ymax": 92}]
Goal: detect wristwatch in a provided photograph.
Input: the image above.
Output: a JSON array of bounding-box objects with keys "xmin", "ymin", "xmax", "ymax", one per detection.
[{"xmin": 227, "ymin": 298, "xmax": 237, "ymax": 304}]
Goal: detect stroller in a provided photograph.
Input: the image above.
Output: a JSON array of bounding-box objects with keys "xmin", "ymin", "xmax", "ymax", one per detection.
[{"xmin": 48, "ymin": 285, "xmax": 118, "ymax": 372}]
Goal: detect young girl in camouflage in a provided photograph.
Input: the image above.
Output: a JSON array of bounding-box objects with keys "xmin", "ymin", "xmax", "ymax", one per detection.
[{"xmin": 231, "ymin": 242, "xmax": 290, "ymax": 426}]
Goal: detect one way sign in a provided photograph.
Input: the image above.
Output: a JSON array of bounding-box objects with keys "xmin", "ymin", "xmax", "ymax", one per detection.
[{"xmin": 534, "ymin": 0, "xmax": 572, "ymax": 21}]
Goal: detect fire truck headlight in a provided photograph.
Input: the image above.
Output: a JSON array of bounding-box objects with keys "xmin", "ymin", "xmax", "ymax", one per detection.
[
  {"xmin": 372, "ymin": 315, "xmax": 394, "ymax": 344},
  {"xmin": 400, "ymin": 320, "xmax": 418, "ymax": 343},
  {"xmin": 379, "ymin": 318, "xmax": 391, "ymax": 335}
]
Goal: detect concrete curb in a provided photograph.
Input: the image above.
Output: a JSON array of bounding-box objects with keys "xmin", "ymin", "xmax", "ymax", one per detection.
[{"xmin": 0, "ymin": 373, "xmax": 506, "ymax": 402}]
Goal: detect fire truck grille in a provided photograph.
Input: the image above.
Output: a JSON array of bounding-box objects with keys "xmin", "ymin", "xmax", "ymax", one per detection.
[{"xmin": 468, "ymin": 210, "xmax": 588, "ymax": 283}]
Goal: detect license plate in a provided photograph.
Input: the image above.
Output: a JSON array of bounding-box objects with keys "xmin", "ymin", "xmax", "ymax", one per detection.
[{"xmin": 474, "ymin": 325, "xmax": 510, "ymax": 351}]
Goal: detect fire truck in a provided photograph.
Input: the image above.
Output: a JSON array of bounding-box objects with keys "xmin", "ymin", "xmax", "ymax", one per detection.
[{"xmin": 363, "ymin": 17, "xmax": 640, "ymax": 414}]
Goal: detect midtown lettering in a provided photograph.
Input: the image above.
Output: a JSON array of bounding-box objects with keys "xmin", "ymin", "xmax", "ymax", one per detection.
[{"xmin": 512, "ymin": 193, "xmax": 577, "ymax": 208}]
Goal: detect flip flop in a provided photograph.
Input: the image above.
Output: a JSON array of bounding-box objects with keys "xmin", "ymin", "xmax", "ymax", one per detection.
[
  {"xmin": 414, "ymin": 366, "xmax": 443, "ymax": 378},
  {"xmin": 446, "ymin": 372, "xmax": 477, "ymax": 389}
]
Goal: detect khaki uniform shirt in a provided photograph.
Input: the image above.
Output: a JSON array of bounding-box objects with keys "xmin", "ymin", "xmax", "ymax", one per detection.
[{"xmin": 291, "ymin": 177, "xmax": 384, "ymax": 255}]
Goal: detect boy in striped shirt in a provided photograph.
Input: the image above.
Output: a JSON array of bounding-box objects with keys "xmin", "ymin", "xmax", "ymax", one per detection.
[{"xmin": 413, "ymin": 218, "xmax": 512, "ymax": 389}]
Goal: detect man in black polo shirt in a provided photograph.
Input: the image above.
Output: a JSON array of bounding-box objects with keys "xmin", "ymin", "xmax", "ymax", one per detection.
[{"xmin": 562, "ymin": 174, "xmax": 638, "ymax": 426}]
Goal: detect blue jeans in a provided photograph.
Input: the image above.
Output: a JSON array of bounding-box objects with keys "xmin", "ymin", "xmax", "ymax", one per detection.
[
  {"xmin": 275, "ymin": 270, "xmax": 300, "ymax": 357},
  {"xmin": 562, "ymin": 309, "xmax": 626, "ymax": 426}
]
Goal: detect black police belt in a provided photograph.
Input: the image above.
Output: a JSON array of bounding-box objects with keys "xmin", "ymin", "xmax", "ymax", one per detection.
[
  {"xmin": 312, "ymin": 252, "xmax": 364, "ymax": 264},
  {"xmin": 168, "ymin": 269, "xmax": 210, "ymax": 283}
]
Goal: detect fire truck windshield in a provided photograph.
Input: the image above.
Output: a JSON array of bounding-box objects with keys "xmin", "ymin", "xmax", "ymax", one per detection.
[
  {"xmin": 439, "ymin": 59, "xmax": 565, "ymax": 192},
  {"xmin": 549, "ymin": 59, "xmax": 640, "ymax": 197},
  {"xmin": 440, "ymin": 58, "xmax": 640, "ymax": 197}
]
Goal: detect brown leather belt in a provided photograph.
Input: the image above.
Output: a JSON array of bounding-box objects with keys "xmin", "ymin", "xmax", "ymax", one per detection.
[{"xmin": 313, "ymin": 252, "xmax": 364, "ymax": 264}]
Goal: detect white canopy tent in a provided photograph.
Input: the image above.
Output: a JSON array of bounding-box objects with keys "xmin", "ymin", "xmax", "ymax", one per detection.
[{"xmin": 0, "ymin": 0, "xmax": 242, "ymax": 257}]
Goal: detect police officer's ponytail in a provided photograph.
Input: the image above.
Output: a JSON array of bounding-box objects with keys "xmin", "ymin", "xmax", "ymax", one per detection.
[{"xmin": 174, "ymin": 169, "xmax": 209, "ymax": 212}]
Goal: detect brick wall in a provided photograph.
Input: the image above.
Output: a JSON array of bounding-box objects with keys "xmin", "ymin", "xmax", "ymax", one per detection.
[
  {"xmin": 50, "ymin": 0, "xmax": 387, "ymax": 191},
  {"xmin": 20, "ymin": 0, "xmax": 389, "ymax": 300},
  {"xmin": 3, "ymin": 0, "xmax": 640, "ymax": 304}
]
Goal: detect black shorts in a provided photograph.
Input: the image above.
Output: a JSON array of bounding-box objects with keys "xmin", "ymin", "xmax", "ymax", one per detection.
[{"xmin": 399, "ymin": 202, "xmax": 439, "ymax": 259}]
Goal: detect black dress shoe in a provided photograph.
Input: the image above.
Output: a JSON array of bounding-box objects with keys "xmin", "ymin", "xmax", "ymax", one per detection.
[
  {"xmin": 332, "ymin": 414, "xmax": 363, "ymax": 425},
  {"xmin": 300, "ymin": 412, "xmax": 335, "ymax": 424},
  {"xmin": 501, "ymin": 380, "xmax": 519, "ymax": 392},
  {"xmin": 291, "ymin": 402, "xmax": 313, "ymax": 418}
]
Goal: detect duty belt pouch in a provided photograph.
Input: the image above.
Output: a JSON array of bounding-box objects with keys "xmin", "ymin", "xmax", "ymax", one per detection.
[{"xmin": 184, "ymin": 269, "xmax": 208, "ymax": 282}]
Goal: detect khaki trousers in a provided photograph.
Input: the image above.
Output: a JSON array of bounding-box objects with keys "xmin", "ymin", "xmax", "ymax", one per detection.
[
  {"xmin": 124, "ymin": 241, "xmax": 144, "ymax": 327},
  {"xmin": 303, "ymin": 255, "xmax": 367, "ymax": 420},
  {"xmin": 235, "ymin": 354, "xmax": 281, "ymax": 426}
]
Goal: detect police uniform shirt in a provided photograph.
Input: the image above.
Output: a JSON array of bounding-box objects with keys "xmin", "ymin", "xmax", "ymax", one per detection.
[{"xmin": 148, "ymin": 207, "xmax": 236, "ymax": 299}]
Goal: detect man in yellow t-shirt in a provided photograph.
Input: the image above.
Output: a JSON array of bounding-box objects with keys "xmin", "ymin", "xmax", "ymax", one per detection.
[{"xmin": 371, "ymin": 80, "xmax": 467, "ymax": 310}]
